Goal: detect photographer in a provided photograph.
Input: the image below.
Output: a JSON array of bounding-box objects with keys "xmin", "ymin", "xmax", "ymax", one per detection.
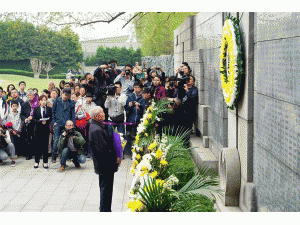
[
  {"xmin": 182, "ymin": 76, "xmax": 198, "ymax": 131},
  {"xmin": 104, "ymin": 82, "xmax": 127, "ymax": 134},
  {"xmin": 124, "ymin": 81, "xmax": 145, "ymax": 156},
  {"xmin": 114, "ymin": 64, "xmax": 135, "ymax": 96},
  {"xmin": 0, "ymin": 123, "xmax": 16, "ymax": 166},
  {"xmin": 85, "ymin": 73, "xmax": 99, "ymax": 101},
  {"xmin": 165, "ymin": 76, "xmax": 177, "ymax": 98},
  {"xmin": 142, "ymin": 87, "xmax": 152, "ymax": 113},
  {"xmin": 57, "ymin": 120, "xmax": 86, "ymax": 172}
]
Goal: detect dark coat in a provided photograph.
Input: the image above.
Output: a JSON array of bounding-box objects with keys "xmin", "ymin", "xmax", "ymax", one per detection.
[
  {"xmin": 20, "ymin": 101, "xmax": 32, "ymax": 122},
  {"xmin": 52, "ymin": 97, "xmax": 76, "ymax": 126},
  {"xmin": 33, "ymin": 106, "xmax": 52, "ymax": 134},
  {"xmin": 32, "ymin": 106, "xmax": 52, "ymax": 150},
  {"xmin": 89, "ymin": 120, "xmax": 118, "ymax": 175},
  {"xmin": 125, "ymin": 92, "xmax": 145, "ymax": 124}
]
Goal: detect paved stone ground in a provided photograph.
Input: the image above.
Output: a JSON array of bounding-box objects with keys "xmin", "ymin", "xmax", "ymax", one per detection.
[{"xmin": 0, "ymin": 155, "xmax": 133, "ymax": 212}]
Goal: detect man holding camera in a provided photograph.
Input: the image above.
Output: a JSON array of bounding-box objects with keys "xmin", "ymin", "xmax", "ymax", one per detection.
[
  {"xmin": 57, "ymin": 120, "xmax": 86, "ymax": 172},
  {"xmin": 85, "ymin": 73, "xmax": 99, "ymax": 101},
  {"xmin": 104, "ymin": 82, "xmax": 127, "ymax": 134},
  {"xmin": 51, "ymin": 88, "xmax": 76, "ymax": 163},
  {"xmin": 124, "ymin": 81, "xmax": 145, "ymax": 156},
  {"xmin": 114, "ymin": 64, "xmax": 135, "ymax": 96}
]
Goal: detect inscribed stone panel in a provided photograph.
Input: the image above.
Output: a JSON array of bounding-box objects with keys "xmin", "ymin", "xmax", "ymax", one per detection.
[
  {"xmin": 256, "ymin": 12, "xmax": 300, "ymax": 42},
  {"xmin": 256, "ymin": 37, "xmax": 300, "ymax": 106},
  {"xmin": 253, "ymin": 137, "xmax": 300, "ymax": 211},
  {"xmin": 254, "ymin": 93, "xmax": 300, "ymax": 174},
  {"xmin": 195, "ymin": 12, "xmax": 220, "ymax": 27}
]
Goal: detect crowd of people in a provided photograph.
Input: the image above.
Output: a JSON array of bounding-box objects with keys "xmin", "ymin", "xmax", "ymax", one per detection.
[{"xmin": 0, "ymin": 59, "xmax": 198, "ymax": 211}]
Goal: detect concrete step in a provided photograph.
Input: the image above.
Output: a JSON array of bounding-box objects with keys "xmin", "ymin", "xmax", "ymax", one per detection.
[
  {"xmin": 215, "ymin": 195, "xmax": 242, "ymax": 212},
  {"xmin": 190, "ymin": 139, "xmax": 218, "ymax": 173}
]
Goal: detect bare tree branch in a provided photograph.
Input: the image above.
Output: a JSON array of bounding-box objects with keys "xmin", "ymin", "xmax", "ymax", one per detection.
[
  {"xmin": 122, "ymin": 12, "xmax": 142, "ymax": 29},
  {"xmin": 165, "ymin": 12, "xmax": 176, "ymax": 22},
  {"xmin": 51, "ymin": 12, "xmax": 126, "ymax": 26}
]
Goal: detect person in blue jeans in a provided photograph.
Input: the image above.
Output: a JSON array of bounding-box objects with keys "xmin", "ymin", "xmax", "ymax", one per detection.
[
  {"xmin": 51, "ymin": 88, "xmax": 76, "ymax": 163},
  {"xmin": 57, "ymin": 120, "xmax": 86, "ymax": 172}
]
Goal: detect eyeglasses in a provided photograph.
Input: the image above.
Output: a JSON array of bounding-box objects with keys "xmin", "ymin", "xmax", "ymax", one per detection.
[{"xmin": 66, "ymin": 124, "xmax": 73, "ymax": 127}]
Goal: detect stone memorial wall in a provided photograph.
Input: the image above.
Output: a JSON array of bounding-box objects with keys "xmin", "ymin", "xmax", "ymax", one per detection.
[
  {"xmin": 254, "ymin": 12, "xmax": 300, "ymax": 211},
  {"xmin": 174, "ymin": 12, "xmax": 299, "ymax": 211}
]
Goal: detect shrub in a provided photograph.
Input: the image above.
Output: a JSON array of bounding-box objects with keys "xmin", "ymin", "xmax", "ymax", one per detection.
[
  {"xmin": 0, "ymin": 69, "xmax": 34, "ymax": 77},
  {"xmin": 173, "ymin": 193, "xmax": 216, "ymax": 212}
]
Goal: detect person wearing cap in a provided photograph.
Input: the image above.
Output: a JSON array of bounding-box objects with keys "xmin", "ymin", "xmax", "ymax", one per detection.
[
  {"xmin": 83, "ymin": 92, "xmax": 97, "ymax": 116},
  {"xmin": 142, "ymin": 86, "xmax": 152, "ymax": 113},
  {"xmin": 51, "ymin": 88, "xmax": 76, "ymax": 163}
]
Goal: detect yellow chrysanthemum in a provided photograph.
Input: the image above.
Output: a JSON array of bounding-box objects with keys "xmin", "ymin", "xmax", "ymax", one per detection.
[
  {"xmin": 134, "ymin": 135, "xmax": 139, "ymax": 145},
  {"xmin": 126, "ymin": 200, "xmax": 143, "ymax": 212},
  {"xmin": 148, "ymin": 142, "xmax": 157, "ymax": 150},
  {"xmin": 156, "ymin": 179, "xmax": 165, "ymax": 186},
  {"xmin": 155, "ymin": 148, "xmax": 163, "ymax": 159},
  {"xmin": 145, "ymin": 133, "xmax": 148, "ymax": 137},
  {"xmin": 151, "ymin": 171, "xmax": 158, "ymax": 178},
  {"xmin": 147, "ymin": 114, "xmax": 152, "ymax": 119},
  {"xmin": 160, "ymin": 160, "xmax": 168, "ymax": 166},
  {"xmin": 130, "ymin": 168, "xmax": 135, "ymax": 175},
  {"xmin": 136, "ymin": 154, "xmax": 141, "ymax": 160},
  {"xmin": 144, "ymin": 120, "xmax": 149, "ymax": 125}
]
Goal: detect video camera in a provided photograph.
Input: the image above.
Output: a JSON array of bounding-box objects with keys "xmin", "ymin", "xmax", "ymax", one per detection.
[
  {"xmin": 177, "ymin": 75, "xmax": 190, "ymax": 88},
  {"xmin": 65, "ymin": 128, "xmax": 76, "ymax": 136},
  {"xmin": 107, "ymin": 84, "xmax": 117, "ymax": 96}
]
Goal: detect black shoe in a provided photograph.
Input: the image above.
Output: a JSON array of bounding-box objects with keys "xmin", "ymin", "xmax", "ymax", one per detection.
[
  {"xmin": 26, "ymin": 156, "xmax": 32, "ymax": 160},
  {"xmin": 52, "ymin": 156, "xmax": 57, "ymax": 163}
]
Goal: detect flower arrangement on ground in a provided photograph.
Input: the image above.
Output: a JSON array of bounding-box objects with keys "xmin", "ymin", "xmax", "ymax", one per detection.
[{"xmin": 126, "ymin": 99, "xmax": 222, "ymax": 212}]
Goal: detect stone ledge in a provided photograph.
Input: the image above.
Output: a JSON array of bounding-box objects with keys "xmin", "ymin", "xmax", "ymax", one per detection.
[
  {"xmin": 190, "ymin": 137, "xmax": 218, "ymax": 173},
  {"xmin": 215, "ymin": 195, "xmax": 242, "ymax": 212}
]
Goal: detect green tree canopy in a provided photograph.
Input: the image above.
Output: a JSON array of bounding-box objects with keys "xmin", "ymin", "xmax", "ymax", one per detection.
[
  {"xmin": 133, "ymin": 12, "xmax": 198, "ymax": 56},
  {"xmin": 0, "ymin": 20, "xmax": 83, "ymax": 74},
  {"xmin": 84, "ymin": 45, "xmax": 142, "ymax": 66}
]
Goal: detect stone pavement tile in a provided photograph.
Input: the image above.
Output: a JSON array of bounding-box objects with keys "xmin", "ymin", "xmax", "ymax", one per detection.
[
  {"xmin": 46, "ymin": 195, "xmax": 70, "ymax": 205},
  {"xmin": 41, "ymin": 204, "xmax": 64, "ymax": 212},
  {"xmin": 61, "ymin": 199, "xmax": 86, "ymax": 211},
  {"xmin": 22, "ymin": 197, "xmax": 50, "ymax": 210},
  {"xmin": 81, "ymin": 203, "xmax": 99, "ymax": 212},
  {"xmin": 85, "ymin": 194, "xmax": 100, "ymax": 205},
  {"xmin": 52, "ymin": 187, "xmax": 74, "ymax": 195},
  {"xmin": 1, "ymin": 203, "xmax": 26, "ymax": 212},
  {"xmin": 8, "ymin": 193, "xmax": 33, "ymax": 205},
  {"xmin": 0, "ymin": 191, "xmax": 18, "ymax": 211},
  {"xmin": 111, "ymin": 199, "xmax": 123, "ymax": 212},
  {"xmin": 21, "ymin": 209, "xmax": 42, "ymax": 212}
]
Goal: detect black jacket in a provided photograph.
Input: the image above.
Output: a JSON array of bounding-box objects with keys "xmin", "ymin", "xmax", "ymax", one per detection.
[
  {"xmin": 89, "ymin": 120, "xmax": 118, "ymax": 175},
  {"xmin": 32, "ymin": 106, "xmax": 52, "ymax": 133},
  {"xmin": 20, "ymin": 101, "xmax": 32, "ymax": 122}
]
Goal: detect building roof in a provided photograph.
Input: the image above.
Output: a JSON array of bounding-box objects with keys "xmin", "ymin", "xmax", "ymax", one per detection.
[{"xmin": 80, "ymin": 35, "xmax": 130, "ymax": 43}]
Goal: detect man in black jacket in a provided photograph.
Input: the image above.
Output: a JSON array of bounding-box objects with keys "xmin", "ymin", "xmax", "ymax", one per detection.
[
  {"xmin": 89, "ymin": 106, "xmax": 121, "ymax": 212},
  {"xmin": 20, "ymin": 90, "xmax": 35, "ymax": 159}
]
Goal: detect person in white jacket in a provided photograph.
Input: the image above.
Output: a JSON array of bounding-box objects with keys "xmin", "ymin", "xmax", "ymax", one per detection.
[{"xmin": 104, "ymin": 81, "xmax": 127, "ymax": 134}]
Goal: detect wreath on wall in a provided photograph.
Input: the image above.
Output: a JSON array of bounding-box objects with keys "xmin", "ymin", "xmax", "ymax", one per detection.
[{"xmin": 220, "ymin": 14, "xmax": 243, "ymax": 110}]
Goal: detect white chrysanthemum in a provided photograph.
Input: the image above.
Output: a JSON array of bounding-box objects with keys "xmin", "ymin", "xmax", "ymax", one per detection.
[
  {"xmin": 136, "ymin": 159, "xmax": 152, "ymax": 172},
  {"xmin": 142, "ymin": 153, "xmax": 154, "ymax": 162}
]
